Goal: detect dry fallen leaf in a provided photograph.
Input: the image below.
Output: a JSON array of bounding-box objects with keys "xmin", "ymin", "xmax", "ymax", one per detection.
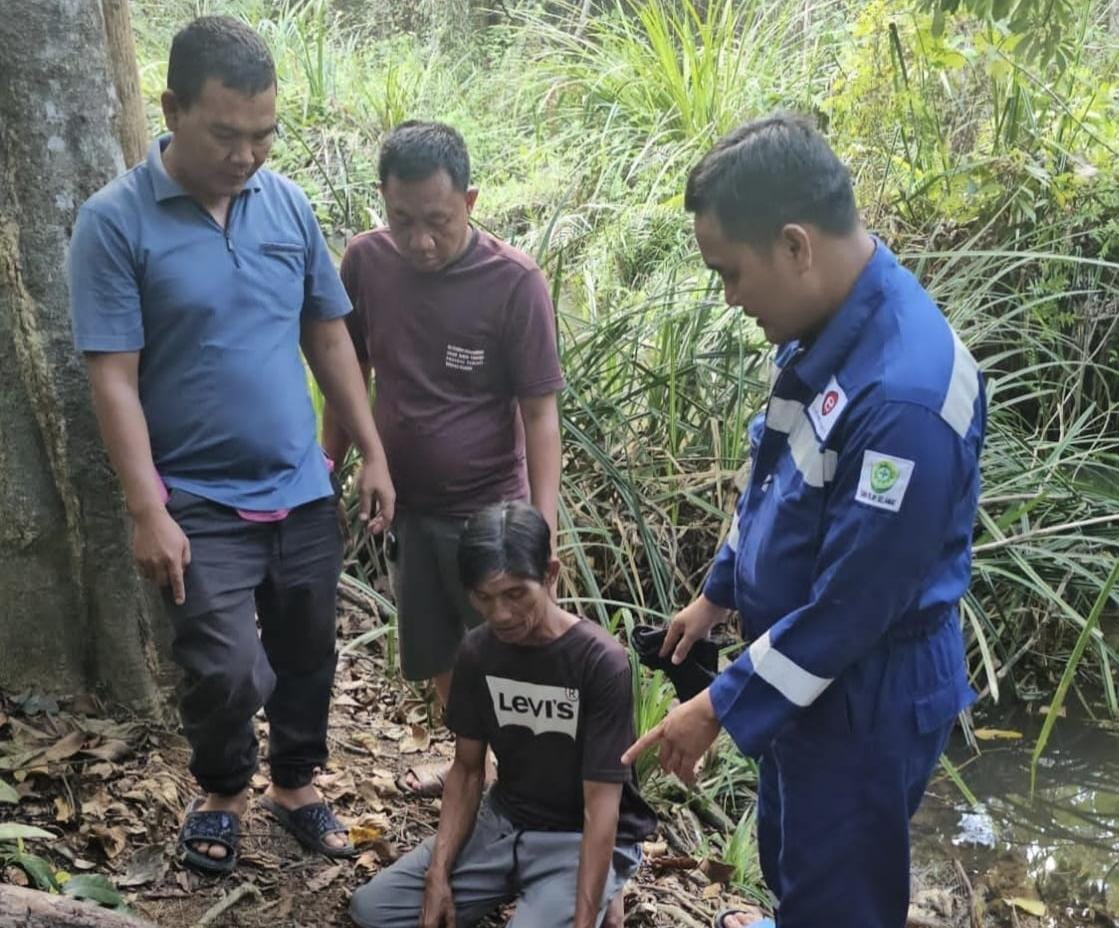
[
  {"xmin": 42, "ymin": 730, "xmax": 86, "ymax": 764},
  {"xmin": 305, "ymin": 863, "xmax": 343, "ymax": 892},
  {"xmin": 87, "ymin": 824, "xmax": 127, "ymax": 859},
  {"xmin": 82, "ymin": 739, "xmax": 132, "ymax": 762},
  {"xmin": 702, "ymin": 882, "xmax": 724, "ymax": 899},
  {"xmin": 642, "ymin": 841, "xmax": 669, "ymax": 858},
  {"xmin": 1005, "ymin": 897, "xmax": 1047, "ymax": 917},
  {"xmin": 357, "ymin": 780, "xmax": 386, "ymax": 812},
  {"xmin": 117, "ymin": 845, "xmax": 168, "ymax": 888},
  {"xmin": 81, "ymin": 789, "xmax": 112, "ymax": 819},
  {"xmin": 4, "ymin": 865, "xmax": 29, "ymax": 887},
  {"xmin": 349, "ymin": 823, "xmax": 384, "ymax": 848},
  {"xmin": 700, "ymin": 858, "xmax": 736, "ymax": 884},
  {"xmin": 399, "ymin": 724, "xmax": 430, "ymax": 755},
  {"xmin": 54, "ymin": 796, "xmax": 74, "ymax": 823},
  {"xmin": 973, "ymin": 728, "xmax": 1023, "ymax": 742}
]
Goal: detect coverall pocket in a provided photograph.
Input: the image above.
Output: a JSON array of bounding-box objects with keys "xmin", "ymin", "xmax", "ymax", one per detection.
[{"xmin": 914, "ymin": 674, "xmax": 971, "ymax": 734}]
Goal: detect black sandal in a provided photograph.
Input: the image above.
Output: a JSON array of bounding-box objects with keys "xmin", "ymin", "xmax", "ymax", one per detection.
[
  {"xmin": 259, "ymin": 796, "xmax": 356, "ymax": 858},
  {"xmin": 178, "ymin": 797, "xmax": 240, "ymax": 875}
]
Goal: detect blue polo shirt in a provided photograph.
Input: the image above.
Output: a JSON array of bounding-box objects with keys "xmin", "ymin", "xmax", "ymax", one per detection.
[
  {"xmin": 703, "ymin": 242, "xmax": 985, "ymax": 757},
  {"xmin": 68, "ymin": 137, "xmax": 350, "ymax": 511}
]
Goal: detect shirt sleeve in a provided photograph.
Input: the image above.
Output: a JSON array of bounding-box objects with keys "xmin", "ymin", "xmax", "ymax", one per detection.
[
  {"xmin": 68, "ymin": 206, "xmax": 144, "ymax": 353},
  {"xmin": 298, "ymin": 195, "xmax": 351, "ymax": 322},
  {"xmin": 445, "ymin": 636, "xmax": 488, "ymax": 742},
  {"xmin": 338, "ymin": 242, "xmax": 369, "ymax": 367},
  {"xmin": 709, "ymin": 399, "xmax": 978, "ymax": 757},
  {"xmin": 702, "ymin": 410, "xmax": 766, "ymax": 609},
  {"xmin": 502, "ymin": 267, "xmax": 566, "ymax": 397},
  {"xmin": 580, "ymin": 650, "xmax": 637, "ymax": 783}
]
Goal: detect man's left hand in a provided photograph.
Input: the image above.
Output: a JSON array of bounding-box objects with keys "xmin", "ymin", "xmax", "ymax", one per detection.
[
  {"xmin": 356, "ymin": 454, "xmax": 395, "ymax": 534},
  {"xmin": 620, "ymin": 689, "xmax": 720, "ymax": 784}
]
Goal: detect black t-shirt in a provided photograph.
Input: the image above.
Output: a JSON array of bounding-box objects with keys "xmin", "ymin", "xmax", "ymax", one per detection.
[{"xmin": 446, "ymin": 619, "xmax": 657, "ymax": 844}]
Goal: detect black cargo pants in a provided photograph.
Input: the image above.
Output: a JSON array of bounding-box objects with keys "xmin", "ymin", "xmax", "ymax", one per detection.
[{"xmin": 163, "ymin": 488, "xmax": 343, "ymax": 796}]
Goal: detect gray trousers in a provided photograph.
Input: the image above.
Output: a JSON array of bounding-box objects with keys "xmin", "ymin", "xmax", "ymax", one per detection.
[{"xmin": 350, "ymin": 796, "xmax": 641, "ymax": 928}]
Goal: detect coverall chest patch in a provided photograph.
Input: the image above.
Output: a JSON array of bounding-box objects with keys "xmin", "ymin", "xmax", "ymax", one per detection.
[{"xmin": 807, "ymin": 375, "xmax": 848, "ymax": 440}]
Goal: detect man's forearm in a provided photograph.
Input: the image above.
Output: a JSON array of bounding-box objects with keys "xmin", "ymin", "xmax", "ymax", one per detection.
[
  {"xmin": 87, "ymin": 361, "xmax": 163, "ymax": 518},
  {"xmin": 427, "ymin": 760, "xmax": 485, "ymax": 879},
  {"xmin": 321, "ymin": 404, "xmax": 352, "ymax": 467},
  {"xmin": 302, "ymin": 320, "xmax": 382, "ymax": 460},
  {"xmin": 573, "ymin": 808, "xmax": 620, "ymax": 928},
  {"xmin": 522, "ymin": 395, "xmax": 561, "ymax": 543}
]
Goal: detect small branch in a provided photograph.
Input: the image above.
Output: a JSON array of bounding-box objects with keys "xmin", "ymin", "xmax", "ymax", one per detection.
[
  {"xmin": 190, "ymin": 883, "xmax": 262, "ymax": 928},
  {"xmin": 953, "ymin": 858, "xmax": 981, "ymax": 928},
  {"xmin": 972, "ymin": 513, "xmax": 1119, "ymax": 553}
]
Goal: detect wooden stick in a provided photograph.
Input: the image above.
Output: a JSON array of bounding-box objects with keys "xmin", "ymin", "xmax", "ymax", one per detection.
[{"xmin": 190, "ymin": 883, "xmax": 262, "ymax": 928}]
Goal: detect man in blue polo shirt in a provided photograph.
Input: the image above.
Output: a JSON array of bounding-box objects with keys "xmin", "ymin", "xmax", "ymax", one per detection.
[
  {"xmin": 623, "ymin": 114, "xmax": 985, "ymax": 928},
  {"xmin": 68, "ymin": 16, "xmax": 394, "ymax": 873}
]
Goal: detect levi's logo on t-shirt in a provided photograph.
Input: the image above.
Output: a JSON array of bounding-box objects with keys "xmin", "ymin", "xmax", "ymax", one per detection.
[
  {"xmin": 445, "ymin": 344, "xmax": 485, "ymax": 372},
  {"xmin": 485, "ymin": 676, "xmax": 579, "ymax": 739}
]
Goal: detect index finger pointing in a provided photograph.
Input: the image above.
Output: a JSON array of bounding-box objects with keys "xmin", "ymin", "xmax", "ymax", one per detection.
[
  {"xmin": 168, "ymin": 560, "xmax": 186, "ymax": 606},
  {"xmin": 620, "ymin": 724, "xmax": 664, "ymax": 766}
]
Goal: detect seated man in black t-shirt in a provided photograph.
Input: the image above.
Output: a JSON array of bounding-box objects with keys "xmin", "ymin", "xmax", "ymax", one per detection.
[{"xmin": 350, "ymin": 501, "xmax": 657, "ymax": 928}]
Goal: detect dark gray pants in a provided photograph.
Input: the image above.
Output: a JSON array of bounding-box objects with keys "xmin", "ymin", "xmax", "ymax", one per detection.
[
  {"xmin": 388, "ymin": 508, "xmax": 484, "ymax": 681},
  {"xmin": 349, "ymin": 795, "xmax": 641, "ymax": 928},
  {"xmin": 164, "ymin": 489, "xmax": 343, "ymax": 795}
]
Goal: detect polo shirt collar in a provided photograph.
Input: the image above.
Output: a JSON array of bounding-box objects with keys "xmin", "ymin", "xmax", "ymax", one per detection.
[
  {"xmin": 146, "ymin": 134, "xmax": 263, "ymax": 203},
  {"xmin": 792, "ymin": 237, "xmax": 893, "ymax": 393}
]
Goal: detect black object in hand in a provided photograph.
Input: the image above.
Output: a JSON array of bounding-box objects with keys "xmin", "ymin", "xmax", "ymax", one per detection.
[{"xmin": 630, "ymin": 625, "xmax": 718, "ymax": 703}]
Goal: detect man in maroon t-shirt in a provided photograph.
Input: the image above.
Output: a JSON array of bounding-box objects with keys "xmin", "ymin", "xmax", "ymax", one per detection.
[{"xmin": 323, "ymin": 121, "xmax": 564, "ymax": 794}]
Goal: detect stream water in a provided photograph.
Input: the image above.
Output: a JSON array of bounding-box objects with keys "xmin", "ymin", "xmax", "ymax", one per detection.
[{"xmin": 912, "ymin": 711, "xmax": 1119, "ymax": 926}]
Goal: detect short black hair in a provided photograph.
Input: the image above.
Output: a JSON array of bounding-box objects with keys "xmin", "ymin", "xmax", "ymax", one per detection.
[
  {"xmin": 684, "ymin": 112, "xmax": 858, "ymax": 246},
  {"xmin": 458, "ymin": 502, "xmax": 551, "ymax": 590},
  {"xmin": 167, "ymin": 16, "xmax": 276, "ymax": 109},
  {"xmin": 379, "ymin": 121, "xmax": 471, "ymax": 191}
]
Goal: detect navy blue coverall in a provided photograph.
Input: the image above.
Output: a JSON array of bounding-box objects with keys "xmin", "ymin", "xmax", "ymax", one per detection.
[{"xmin": 704, "ymin": 243, "xmax": 985, "ymax": 927}]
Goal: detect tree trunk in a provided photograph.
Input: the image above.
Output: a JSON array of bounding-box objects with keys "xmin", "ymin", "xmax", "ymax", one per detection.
[
  {"xmin": 0, "ymin": 885, "xmax": 155, "ymax": 928},
  {"xmin": 0, "ymin": 0, "xmax": 166, "ymax": 714},
  {"xmin": 100, "ymin": 0, "xmax": 149, "ymax": 168}
]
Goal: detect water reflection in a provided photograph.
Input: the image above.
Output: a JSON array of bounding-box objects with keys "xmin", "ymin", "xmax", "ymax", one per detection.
[{"xmin": 912, "ymin": 715, "xmax": 1119, "ymax": 925}]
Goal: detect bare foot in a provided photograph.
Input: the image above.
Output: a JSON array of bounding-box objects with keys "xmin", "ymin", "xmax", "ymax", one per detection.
[
  {"xmin": 263, "ymin": 783, "xmax": 347, "ymax": 851},
  {"xmin": 189, "ymin": 789, "xmax": 248, "ymax": 861},
  {"xmin": 719, "ymin": 907, "xmax": 768, "ymax": 927},
  {"xmin": 397, "ymin": 751, "xmax": 498, "ymax": 798}
]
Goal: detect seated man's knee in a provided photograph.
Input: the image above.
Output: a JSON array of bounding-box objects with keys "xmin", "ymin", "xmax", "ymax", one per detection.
[{"xmin": 349, "ymin": 873, "xmax": 397, "ymax": 928}]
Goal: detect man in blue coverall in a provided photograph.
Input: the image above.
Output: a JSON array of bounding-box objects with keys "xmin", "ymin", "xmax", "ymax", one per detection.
[{"xmin": 623, "ymin": 114, "xmax": 985, "ymax": 928}]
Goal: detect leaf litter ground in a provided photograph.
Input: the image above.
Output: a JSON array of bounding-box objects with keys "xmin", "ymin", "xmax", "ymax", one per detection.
[{"xmin": 0, "ymin": 593, "xmax": 1017, "ymax": 928}]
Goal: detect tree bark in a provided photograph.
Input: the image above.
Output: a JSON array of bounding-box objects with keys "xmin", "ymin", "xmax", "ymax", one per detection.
[
  {"xmin": 100, "ymin": 0, "xmax": 149, "ymax": 168},
  {"xmin": 0, "ymin": 885, "xmax": 155, "ymax": 928},
  {"xmin": 0, "ymin": 0, "xmax": 166, "ymax": 713}
]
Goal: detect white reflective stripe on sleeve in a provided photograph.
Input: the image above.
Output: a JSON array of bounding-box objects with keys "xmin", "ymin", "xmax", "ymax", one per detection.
[
  {"xmin": 940, "ymin": 331, "xmax": 980, "ymax": 438},
  {"xmin": 726, "ymin": 510, "xmax": 741, "ymax": 549},
  {"xmin": 748, "ymin": 630, "xmax": 833, "ymax": 708}
]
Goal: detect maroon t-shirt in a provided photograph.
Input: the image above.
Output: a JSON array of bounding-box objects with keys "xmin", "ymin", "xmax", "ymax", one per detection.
[{"xmin": 341, "ymin": 228, "xmax": 565, "ymax": 517}]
